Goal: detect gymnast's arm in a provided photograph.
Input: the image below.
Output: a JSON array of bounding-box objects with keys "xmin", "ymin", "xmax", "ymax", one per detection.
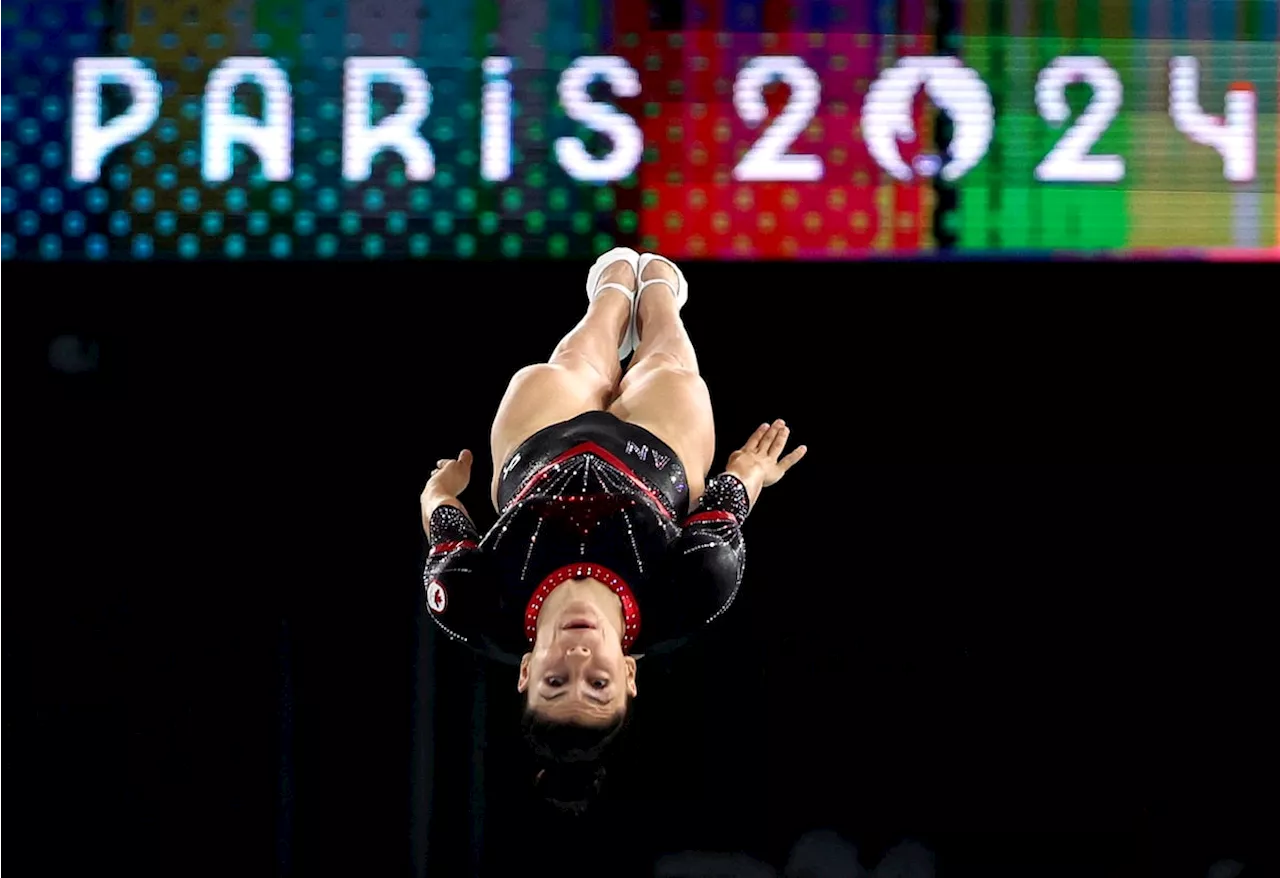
[
  {"xmin": 658, "ymin": 421, "xmax": 807, "ymax": 641},
  {"xmin": 421, "ymin": 486, "xmax": 476, "ymax": 544},
  {"xmin": 420, "ymin": 474, "xmax": 492, "ymax": 650},
  {"xmin": 679, "ymin": 471, "xmax": 751, "ymax": 576},
  {"xmin": 652, "ymin": 472, "xmax": 752, "ymax": 651}
]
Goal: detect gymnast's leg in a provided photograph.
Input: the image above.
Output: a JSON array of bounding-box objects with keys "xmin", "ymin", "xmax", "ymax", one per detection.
[
  {"xmin": 489, "ymin": 261, "xmax": 634, "ymax": 510},
  {"xmin": 608, "ymin": 257, "xmax": 715, "ymax": 508}
]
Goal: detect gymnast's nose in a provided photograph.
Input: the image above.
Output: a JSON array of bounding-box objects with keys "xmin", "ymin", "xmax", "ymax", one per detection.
[{"xmin": 566, "ymin": 645, "xmax": 591, "ymax": 661}]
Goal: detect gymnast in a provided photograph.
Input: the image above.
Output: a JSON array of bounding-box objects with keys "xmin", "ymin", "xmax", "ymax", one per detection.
[{"xmin": 419, "ymin": 249, "xmax": 806, "ymax": 813}]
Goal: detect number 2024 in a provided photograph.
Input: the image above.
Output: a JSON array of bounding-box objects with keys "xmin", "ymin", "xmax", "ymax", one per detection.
[{"xmin": 727, "ymin": 54, "xmax": 1256, "ymax": 185}]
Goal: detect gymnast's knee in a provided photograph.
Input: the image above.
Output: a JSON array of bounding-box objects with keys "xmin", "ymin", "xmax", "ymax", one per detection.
[
  {"xmin": 550, "ymin": 349, "xmax": 621, "ymax": 388},
  {"xmin": 509, "ymin": 360, "xmax": 610, "ymax": 395},
  {"xmin": 624, "ymin": 351, "xmax": 697, "ymax": 382}
]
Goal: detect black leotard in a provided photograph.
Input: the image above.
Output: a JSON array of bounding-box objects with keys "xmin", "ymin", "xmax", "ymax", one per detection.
[{"xmin": 422, "ymin": 412, "xmax": 750, "ymax": 665}]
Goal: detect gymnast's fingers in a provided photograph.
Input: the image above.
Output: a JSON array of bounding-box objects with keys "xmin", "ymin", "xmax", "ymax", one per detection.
[
  {"xmin": 779, "ymin": 445, "xmax": 808, "ymax": 472},
  {"xmin": 766, "ymin": 422, "xmax": 790, "ymax": 458},
  {"xmin": 745, "ymin": 422, "xmax": 769, "ymax": 452}
]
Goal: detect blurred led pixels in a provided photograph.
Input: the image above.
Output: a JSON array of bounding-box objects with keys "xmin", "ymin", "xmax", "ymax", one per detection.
[{"xmin": 1, "ymin": 0, "xmax": 1275, "ymax": 261}]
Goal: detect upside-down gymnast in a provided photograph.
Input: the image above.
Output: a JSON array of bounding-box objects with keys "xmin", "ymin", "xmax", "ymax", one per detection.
[{"xmin": 419, "ymin": 249, "xmax": 807, "ymax": 814}]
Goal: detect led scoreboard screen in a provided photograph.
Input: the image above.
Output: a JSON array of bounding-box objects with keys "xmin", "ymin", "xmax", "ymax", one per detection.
[{"xmin": 2, "ymin": 0, "xmax": 1277, "ymax": 260}]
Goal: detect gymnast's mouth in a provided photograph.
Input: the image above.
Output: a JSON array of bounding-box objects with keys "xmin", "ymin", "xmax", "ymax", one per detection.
[{"xmin": 562, "ymin": 620, "xmax": 596, "ymax": 630}]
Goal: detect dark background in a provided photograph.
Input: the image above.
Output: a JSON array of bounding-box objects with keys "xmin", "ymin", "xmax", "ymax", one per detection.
[{"xmin": 7, "ymin": 259, "xmax": 1271, "ymax": 878}]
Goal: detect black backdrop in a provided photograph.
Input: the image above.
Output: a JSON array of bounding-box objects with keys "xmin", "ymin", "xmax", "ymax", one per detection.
[{"xmin": 8, "ymin": 260, "xmax": 1271, "ymax": 878}]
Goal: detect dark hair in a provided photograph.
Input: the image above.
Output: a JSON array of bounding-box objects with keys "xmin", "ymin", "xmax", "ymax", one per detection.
[{"xmin": 521, "ymin": 698, "xmax": 633, "ymax": 816}]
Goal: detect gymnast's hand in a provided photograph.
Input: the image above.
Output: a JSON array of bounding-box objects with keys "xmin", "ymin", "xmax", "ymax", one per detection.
[
  {"xmin": 424, "ymin": 449, "xmax": 474, "ymax": 498},
  {"xmin": 725, "ymin": 420, "xmax": 807, "ymax": 502},
  {"xmin": 421, "ymin": 450, "xmax": 474, "ymax": 533}
]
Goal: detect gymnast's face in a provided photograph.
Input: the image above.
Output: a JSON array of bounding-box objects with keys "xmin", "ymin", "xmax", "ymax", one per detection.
[{"xmin": 518, "ymin": 578, "xmax": 637, "ymax": 727}]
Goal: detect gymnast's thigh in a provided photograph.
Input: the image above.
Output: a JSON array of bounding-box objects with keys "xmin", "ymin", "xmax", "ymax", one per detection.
[
  {"xmin": 608, "ymin": 362, "xmax": 714, "ymax": 508},
  {"xmin": 489, "ymin": 360, "xmax": 613, "ymax": 510}
]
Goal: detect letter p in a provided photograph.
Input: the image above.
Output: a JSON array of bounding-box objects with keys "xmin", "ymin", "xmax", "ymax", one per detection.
[{"xmin": 71, "ymin": 58, "xmax": 161, "ymax": 183}]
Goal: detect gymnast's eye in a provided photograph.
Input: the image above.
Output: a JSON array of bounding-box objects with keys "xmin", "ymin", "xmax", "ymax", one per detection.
[
  {"xmin": 545, "ymin": 676, "xmax": 565, "ymax": 687},
  {"xmin": 591, "ymin": 678, "xmax": 608, "ymax": 689}
]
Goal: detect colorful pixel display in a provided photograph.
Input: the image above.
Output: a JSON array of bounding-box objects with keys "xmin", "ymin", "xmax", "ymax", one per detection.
[{"xmin": 2, "ymin": 0, "xmax": 1277, "ymax": 260}]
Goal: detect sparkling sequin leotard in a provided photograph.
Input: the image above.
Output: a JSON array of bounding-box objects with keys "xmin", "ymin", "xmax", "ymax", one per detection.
[{"xmin": 422, "ymin": 412, "xmax": 750, "ymax": 665}]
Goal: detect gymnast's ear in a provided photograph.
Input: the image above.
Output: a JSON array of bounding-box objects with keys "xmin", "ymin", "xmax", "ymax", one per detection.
[
  {"xmin": 624, "ymin": 655, "xmax": 638, "ymax": 698},
  {"xmin": 517, "ymin": 652, "xmax": 532, "ymax": 693}
]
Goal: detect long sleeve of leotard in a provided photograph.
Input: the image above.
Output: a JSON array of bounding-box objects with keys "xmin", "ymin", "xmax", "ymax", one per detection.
[
  {"xmin": 422, "ymin": 504, "xmax": 493, "ymax": 650},
  {"xmin": 653, "ymin": 473, "xmax": 750, "ymax": 645}
]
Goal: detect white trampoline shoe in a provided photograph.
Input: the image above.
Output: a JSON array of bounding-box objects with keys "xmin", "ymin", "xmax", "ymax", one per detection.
[
  {"xmin": 585, "ymin": 246, "xmax": 641, "ymax": 360},
  {"xmin": 631, "ymin": 253, "xmax": 689, "ymax": 350}
]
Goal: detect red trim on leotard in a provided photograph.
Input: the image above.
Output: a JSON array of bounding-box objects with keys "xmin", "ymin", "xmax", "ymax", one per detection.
[
  {"xmin": 505, "ymin": 441, "xmax": 674, "ymax": 519},
  {"xmin": 429, "ymin": 540, "xmax": 478, "ymax": 556},
  {"xmin": 684, "ymin": 510, "xmax": 737, "ymax": 526},
  {"xmin": 524, "ymin": 562, "xmax": 641, "ymax": 652}
]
